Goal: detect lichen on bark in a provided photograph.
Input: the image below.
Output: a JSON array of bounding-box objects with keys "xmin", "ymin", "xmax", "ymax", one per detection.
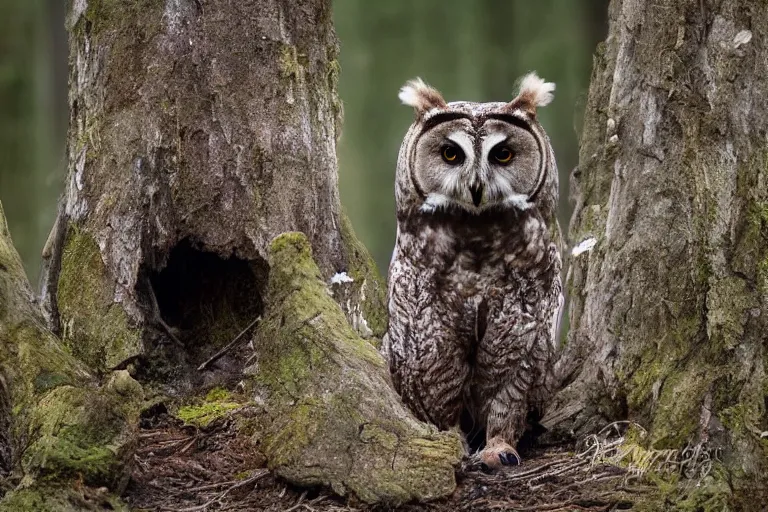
[{"xmin": 246, "ymin": 232, "xmax": 463, "ymax": 505}]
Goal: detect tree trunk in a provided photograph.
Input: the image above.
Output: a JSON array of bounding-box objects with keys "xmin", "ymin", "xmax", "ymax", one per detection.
[
  {"xmin": 0, "ymin": 202, "xmax": 141, "ymax": 511},
  {"xmin": 3, "ymin": 0, "xmax": 463, "ymax": 507},
  {"xmin": 545, "ymin": 0, "xmax": 768, "ymax": 501},
  {"xmin": 43, "ymin": 0, "xmax": 386, "ymax": 376}
]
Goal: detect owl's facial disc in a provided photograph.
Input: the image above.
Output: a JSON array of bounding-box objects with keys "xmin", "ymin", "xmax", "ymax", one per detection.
[{"xmin": 413, "ymin": 118, "xmax": 542, "ymax": 214}]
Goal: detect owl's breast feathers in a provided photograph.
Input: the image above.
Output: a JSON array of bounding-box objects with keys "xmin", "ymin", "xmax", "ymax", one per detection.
[
  {"xmin": 397, "ymin": 207, "xmax": 556, "ymax": 278},
  {"xmin": 390, "ymin": 206, "xmax": 561, "ymax": 344}
]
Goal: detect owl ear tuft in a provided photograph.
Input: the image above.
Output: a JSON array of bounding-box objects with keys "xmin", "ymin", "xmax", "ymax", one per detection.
[
  {"xmin": 399, "ymin": 78, "xmax": 447, "ymax": 116},
  {"xmin": 509, "ymin": 72, "xmax": 555, "ymax": 115}
]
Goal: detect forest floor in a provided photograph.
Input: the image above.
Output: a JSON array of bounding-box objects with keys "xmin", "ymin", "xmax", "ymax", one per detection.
[{"xmin": 124, "ymin": 409, "xmax": 668, "ymax": 512}]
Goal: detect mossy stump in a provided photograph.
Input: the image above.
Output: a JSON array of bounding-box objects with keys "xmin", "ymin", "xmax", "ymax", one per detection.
[
  {"xmin": 0, "ymin": 202, "xmax": 140, "ymax": 510},
  {"xmin": 246, "ymin": 232, "xmax": 464, "ymax": 505}
]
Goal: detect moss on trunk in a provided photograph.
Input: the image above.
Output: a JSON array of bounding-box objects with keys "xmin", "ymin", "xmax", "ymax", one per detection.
[
  {"xmin": 0, "ymin": 202, "xmax": 141, "ymax": 509},
  {"xmin": 545, "ymin": 0, "xmax": 768, "ymax": 504},
  {"xmin": 0, "ymin": 486, "xmax": 129, "ymax": 512},
  {"xmin": 57, "ymin": 228, "xmax": 141, "ymax": 371},
  {"xmin": 246, "ymin": 233, "xmax": 463, "ymax": 505}
]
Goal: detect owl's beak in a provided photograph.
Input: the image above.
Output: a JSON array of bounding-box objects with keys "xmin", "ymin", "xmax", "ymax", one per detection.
[{"xmin": 469, "ymin": 183, "xmax": 484, "ymax": 207}]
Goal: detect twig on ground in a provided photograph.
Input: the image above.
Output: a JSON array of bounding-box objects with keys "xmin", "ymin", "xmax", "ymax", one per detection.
[
  {"xmin": 144, "ymin": 276, "xmax": 185, "ymax": 347},
  {"xmin": 186, "ymin": 479, "xmax": 243, "ymax": 493},
  {"xmin": 173, "ymin": 469, "xmax": 269, "ymax": 512},
  {"xmin": 197, "ymin": 316, "xmax": 262, "ymax": 371},
  {"xmin": 179, "ymin": 436, "xmax": 198, "ymax": 454},
  {"xmin": 282, "ymin": 491, "xmax": 308, "ymax": 512}
]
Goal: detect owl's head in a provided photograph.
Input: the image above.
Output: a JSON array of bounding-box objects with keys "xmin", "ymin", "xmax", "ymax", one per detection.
[{"xmin": 395, "ymin": 73, "xmax": 558, "ymax": 216}]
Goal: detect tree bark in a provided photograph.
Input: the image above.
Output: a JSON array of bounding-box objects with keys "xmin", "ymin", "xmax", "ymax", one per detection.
[
  {"xmin": 15, "ymin": 0, "xmax": 462, "ymax": 506},
  {"xmin": 43, "ymin": 0, "xmax": 385, "ymax": 376},
  {"xmin": 545, "ymin": 0, "xmax": 768, "ymax": 500}
]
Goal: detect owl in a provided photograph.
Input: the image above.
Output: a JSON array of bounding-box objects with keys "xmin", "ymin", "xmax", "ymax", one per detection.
[{"xmin": 382, "ymin": 73, "xmax": 563, "ymax": 469}]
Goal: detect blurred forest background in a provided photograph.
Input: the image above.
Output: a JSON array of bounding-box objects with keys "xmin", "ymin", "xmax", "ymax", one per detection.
[{"xmin": 0, "ymin": 0, "xmax": 607, "ymax": 283}]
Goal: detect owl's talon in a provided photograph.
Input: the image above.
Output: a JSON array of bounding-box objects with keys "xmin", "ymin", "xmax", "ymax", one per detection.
[
  {"xmin": 500, "ymin": 452, "xmax": 520, "ymax": 466},
  {"xmin": 479, "ymin": 440, "xmax": 521, "ymax": 469}
]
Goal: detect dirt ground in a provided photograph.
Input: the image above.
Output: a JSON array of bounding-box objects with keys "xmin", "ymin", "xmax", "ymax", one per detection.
[{"xmin": 124, "ymin": 408, "xmax": 660, "ymax": 512}]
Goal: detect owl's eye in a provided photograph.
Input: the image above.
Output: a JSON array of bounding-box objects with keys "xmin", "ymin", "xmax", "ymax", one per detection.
[
  {"xmin": 491, "ymin": 146, "xmax": 514, "ymax": 165},
  {"xmin": 441, "ymin": 145, "xmax": 464, "ymax": 165}
]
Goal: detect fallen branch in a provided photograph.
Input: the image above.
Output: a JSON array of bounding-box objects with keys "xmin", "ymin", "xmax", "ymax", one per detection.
[
  {"xmin": 173, "ymin": 469, "xmax": 269, "ymax": 512},
  {"xmin": 197, "ymin": 316, "xmax": 262, "ymax": 371},
  {"xmin": 145, "ymin": 276, "xmax": 185, "ymax": 347}
]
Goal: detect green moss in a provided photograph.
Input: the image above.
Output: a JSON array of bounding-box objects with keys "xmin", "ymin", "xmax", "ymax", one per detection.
[
  {"xmin": 625, "ymin": 315, "xmax": 700, "ymax": 411},
  {"xmin": 11, "ymin": 321, "xmax": 89, "ymax": 409},
  {"xmin": 176, "ymin": 387, "xmax": 241, "ymax": 427},
  {"xmin": 176, "ymin": 402, "xmax": 241, "ymax": 427},
  {"xmin": 650, "ymin": 368, "xmax": 711, "ymax": 448},
  {"xmin": 255, "ymin": 234, "xmax": 384, "ymax": 397},
  {"xmin": 262, "ymin": 232, "xmax": 385, "ymax": 367},
  {"xmin": 633, "ymin": 476, "xmax": 732, "ymax": 512},
  {"xmin": 600, "ymin": 439, "xmax": 736, "ymax": 511},
  {"xmin": 574, "ymin": 203, "xmax": 606, "ymax": 239},
  {"xmin": 57, "ymin": 227, "xmax": 141, "ymax": 372},
  {"xmin": 759, "ymin": 256, "xmax": 768, "ymax": 293},
  {"xmin": 22, "ymin": 371, "xmax": 142, "ymax": 487},
  {"xmin": 0, "ymin": 200, "xmax": 137, "ymax": 496},
  {"xmin": 359, "ymin": 423, "xmax": 399, "ymax": 450},
  {"xmin": 0, "ymin": 486, "xmax": 129, "ymax": 512},
  {"xmin": 278, "ymin": 44, "xmax": 301, "ymax": 79},
  {"xmin": 327, "ymin": 59, "xmax": 341, "ymax": 86},
  {"xmin": 706, "ymin": 276, "xmax": 751, "ymax": 350},
  {"xmin": 33, "ymin": 372, "xmax": 73, "ymax": 394},
  {"xmin": 719, "ymin": 402, "xmax": 756, "ymax": 433},
  {"xmin": 745, "ymin": 200, "xmax": 768, "ymax": 293},
  {"xmin": 205, "ymin": 387, "xmax": 230, "ymax": 402},
  {"xmin": 80, "ymin": 0, "xmax": 161, "ymax": 39},
  {"xmin": 262, "ymin": 397, "xmax": 325, "ymax": 468}
]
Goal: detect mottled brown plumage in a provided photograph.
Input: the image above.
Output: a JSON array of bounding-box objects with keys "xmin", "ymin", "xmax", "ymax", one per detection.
[{"xmin": 382, "ymin": 74, "xmax": 563, "ymax": 468}]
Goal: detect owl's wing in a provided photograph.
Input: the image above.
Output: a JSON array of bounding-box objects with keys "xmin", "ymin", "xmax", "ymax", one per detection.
[{"xmin": 381, "ymin": 241, "xmax": 404, "ymax": 391}]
